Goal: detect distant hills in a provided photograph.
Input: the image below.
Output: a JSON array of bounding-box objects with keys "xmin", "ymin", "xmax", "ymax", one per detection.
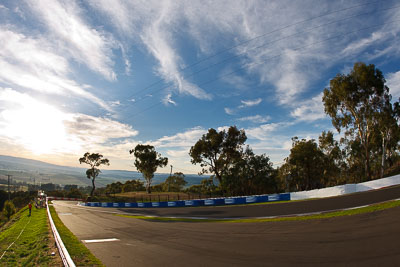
[{"xmin": 0, "ymin": 155, "xmax": 203, "ymax": 188}]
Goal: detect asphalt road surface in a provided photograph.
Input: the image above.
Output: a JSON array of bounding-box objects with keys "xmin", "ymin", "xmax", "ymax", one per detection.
[{"xmin": 53, "ymin": 186, "xmax": 400, "ymax": 266}]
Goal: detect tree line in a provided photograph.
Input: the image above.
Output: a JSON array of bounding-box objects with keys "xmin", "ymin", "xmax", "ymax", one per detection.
[{"xmin": 80, "ymin": 62, "xmax": 400, "ymax": 198}]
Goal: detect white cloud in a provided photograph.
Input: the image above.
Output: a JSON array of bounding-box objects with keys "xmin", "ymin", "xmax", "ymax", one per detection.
[
  {"xmin": 387, "ymin": 71, "xmax": 400, "ymax": 100},
  {"xmin": 89, "ymin": 0, "xmax": 211, "ymax": 101},
  {"xmin": 238, "ymin": 115, "xmax": 271, "ymax": 124},
  {"xmin": 0, "ymin": 88, "xmax": 137, "ymax": 155},
  {"xmin": 166, "ymin": 149, "xmax": 188, "ymax": 158},
  {"xmin": 246, "ymin": 123, "xmax": 289, "ymax": 141},
  {"xmin": 0, "ymin": 28, "xmax": 111, "ymax": 111},
  {"xmin": 290, "ymin": 92, "xmax": 327, "ymax": 122},
  {"xmin": 224, "ymin": 107, "xmax": 235, "ymax": 115},
  {"xmin": 28, "ymin": 0, "xmax": 117, "ymax": 80},
  {"xmin": 64, "ymin": 114, "xmax": 138, "ymax": 143},
  {"xmin": 163, "ymin": 93, "xmax": 177, "ymax": 106},
  {"xmin": 153, "ymin": 126, "xmax": 205, "ymax": 148},
  {"xmin": 342, "ymin": 32, "xmax": 385, "ymax": 56},
  {"xmin": 225, "ymin": 98, "xmax": 263, "ymax": 115},
  {"xmin": 239, "ymin": 98, "xmax": 262, "ymax": 108},
  {"xmin": 87, "ymin": 0, "xmax": 400, "ymax": 108},
  {"xmin": 110, "ymin": 100, "xmax": 121, "ymax": 107}
]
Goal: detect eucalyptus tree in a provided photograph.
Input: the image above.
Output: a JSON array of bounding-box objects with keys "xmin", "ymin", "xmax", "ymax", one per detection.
[
  {"xmin": 163, "ymin": 172, "xmax": 187, "ymax": 192},
  {"xmin": 79, "ymin": 152, "xmax": 110, "ymax": 197},
  {"xmin": 287, "ymin": 138, "xmax": 325, "ymax": 190},
  {"xmin": 189, "ymin": 126, "xmax": 247, "ymax": 184},
  {"xmin": 130, "ymin": 144, "xmax": 168, "ymax": 193},
  {"xmin": 221, "ymin": 147, "xmax": 277, "ymax": 196},
  {"xmin": 323, "ymin": 62, "xmax": 388, "ymax": 181},
  {"xmin": 373, "ymin": 94, "xmax": 400, "ymax": 177},
  {"xmin": 318, "ymin": 131, "xmax": 346, "ymax": 185}
]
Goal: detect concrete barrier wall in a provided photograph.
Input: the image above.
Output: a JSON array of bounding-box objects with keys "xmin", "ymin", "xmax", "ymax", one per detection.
[
  {"xmin": 356, "ymin": 175, "xmax": 400, "ymax": 192},
  {"xmin": 291, "ymin": 174, "xmax": 400, "ymax": 200}
]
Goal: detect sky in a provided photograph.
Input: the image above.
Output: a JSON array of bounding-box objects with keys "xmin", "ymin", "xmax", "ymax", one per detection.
[{"xmin": 0, "ymin": 0, "xmax": 399, "ymax": 175}]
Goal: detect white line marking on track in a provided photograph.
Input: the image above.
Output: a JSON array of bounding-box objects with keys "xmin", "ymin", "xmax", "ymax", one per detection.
[
  {"xmin": 343, "ymin": 205, "xmax": 369, "ymax": 211},
  {"xmin": 83, "ymin": 238, "xmax": 120, "ymax": 243}
]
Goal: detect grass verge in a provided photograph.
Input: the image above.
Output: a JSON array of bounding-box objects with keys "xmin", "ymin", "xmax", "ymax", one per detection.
[
  {"xmin": 49, "ymin": 205, "xmax": 104, "ymax": 266},
  {"xmin": 116, "ymin": 199, "xmax": 400, "ymax": 223},
  {"xmin": 0, "ymin": 206, "xmax": 60, "ymax": 266}
]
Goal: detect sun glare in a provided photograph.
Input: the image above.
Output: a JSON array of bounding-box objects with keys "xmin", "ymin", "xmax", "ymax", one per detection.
[{"xmin": 2, "ymin": 98, "xmax": 74, "ymax": 155}]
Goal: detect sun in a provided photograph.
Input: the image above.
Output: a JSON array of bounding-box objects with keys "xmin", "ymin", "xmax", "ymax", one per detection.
[{"xmin": 2, "ymin": 96, "xmax": 75, "ymax": 155}]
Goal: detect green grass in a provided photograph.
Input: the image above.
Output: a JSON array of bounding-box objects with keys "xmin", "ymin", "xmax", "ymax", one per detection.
[
  {"xmin": 48, "ymin": 205, "xmax": 104, "ymax": 267},
  {"xmin": 0, "ymin": 206, "xmax": 59, "ymax": 266},
  {"xmin": 116, "ymin": 199, "xmax": 400, "ymax": 223}
]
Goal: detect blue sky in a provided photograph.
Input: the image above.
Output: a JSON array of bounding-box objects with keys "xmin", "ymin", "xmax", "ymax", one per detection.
[{"xmin": 0, "ymin": 0, "xmax": 399, "ymax": 174}]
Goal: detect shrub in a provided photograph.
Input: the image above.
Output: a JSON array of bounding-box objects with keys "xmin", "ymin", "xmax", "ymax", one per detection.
[{"xmin": 3, "ymin": 200, "xmax": 16, "ymax": 221}]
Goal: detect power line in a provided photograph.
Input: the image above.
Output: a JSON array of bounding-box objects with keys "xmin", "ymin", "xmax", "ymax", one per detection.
[
  {"xmin": 180, "ymin": 0, "xmax": 389, "ymax": 71},
  {"xmin": 117, "ymin": 3, "xmax": 400, "ymax": 113},
  {"xmin": 121, "ymin": 18, "xmax": 400, "ymax": 122},
  {"xmin": 197, "ymin": 19, "xmax": 400, "ymax": 89},
  {"xmin": 120, "ymin": 0, "xmax": 389, "ymax": 104}
]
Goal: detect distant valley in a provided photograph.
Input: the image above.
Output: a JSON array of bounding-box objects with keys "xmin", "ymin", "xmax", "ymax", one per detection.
[{"xmin": 0, "ymin": 155, "xmax": 204, "ymax": 188}]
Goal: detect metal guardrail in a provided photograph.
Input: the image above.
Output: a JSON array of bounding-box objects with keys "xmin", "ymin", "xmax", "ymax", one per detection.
[
  {"xmin": 47, "ymin": 197, "xmax": 83, "ymax": 201},
  {"xmin": 46, "ymin": 198, "xmax": 76, "ymax": 267}
]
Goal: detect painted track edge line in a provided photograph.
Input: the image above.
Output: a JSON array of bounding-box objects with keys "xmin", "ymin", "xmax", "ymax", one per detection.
[{"xmin": 51, "ymin": 198, "xmax": 400, "ymax": 221}]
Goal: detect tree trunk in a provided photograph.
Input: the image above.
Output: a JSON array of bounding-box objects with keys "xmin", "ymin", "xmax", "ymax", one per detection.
[
  {"xmin": 381, "ymin": 135, "xmax": 386, "ymax": 178},
  {"xmin": 364, "ymin": 145, "xmax": 371, "ymax": 182},
  {"xmin": 146, "ymin": 179, "xmax": 151, "ymax": 194},
  {"xmin": 90, "ymin": 177, "xmax": 96, "ymax": 197}
]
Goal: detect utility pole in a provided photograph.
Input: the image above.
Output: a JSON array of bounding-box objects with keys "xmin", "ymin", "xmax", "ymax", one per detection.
[
  {"xmin": 7, "ymin": 175, "xmax": 12, "ymax": 200},
  {"xmin": 168, "ymin": 165, "xmax": 173, "ymax": 192}
]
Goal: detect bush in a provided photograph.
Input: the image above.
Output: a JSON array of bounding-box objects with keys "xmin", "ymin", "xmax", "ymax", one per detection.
[{"xmin": 3, "ymin": 200, "xmax": 16, "ymax": 221}]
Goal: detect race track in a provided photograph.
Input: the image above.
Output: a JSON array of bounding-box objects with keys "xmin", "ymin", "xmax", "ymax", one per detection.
[{"xmin": 52, "ymin": 185, "xmax": 400, "ymax": 266}]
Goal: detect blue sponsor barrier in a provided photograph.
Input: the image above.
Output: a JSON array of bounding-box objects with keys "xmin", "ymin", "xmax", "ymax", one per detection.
[
  {"xmin": 279, "ymin": 193, "xmax": 290, "ymax": 201},
  {"xmin": 245, "ymin": 196, "xmax": 257, "ymax": 203},
  {"xmin": 268, "ymin": 194, "xmax": 279, "ymax": 201},
  {"xmin": 124, "ymin": 202, "xmax": 138, "ymax": 208},
  {"xmin": 214, "ymin": 198, "xmax": 225, "ymax": 206},
  {"xmin": 83, "ymin": 192, "xmax": 292, "ymax": 209},
  {"xmin": 184, "ymin": 200, "xmax": 203, "ymax": 206},
  {"xmin": 224, "ymin": 197, "xmax": 246, "ymax": 205}
]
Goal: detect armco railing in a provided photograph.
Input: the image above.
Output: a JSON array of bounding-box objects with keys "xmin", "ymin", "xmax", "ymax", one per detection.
[
  {"xmin": 47, "ymin": 197, "xmax": 83, "ymax": 201},
  {"xmin": 80, "ymin": 193, "xmax": 291, "ymax": 208},
  {"xmin": 46, "ymin": 198, "xmax": 76, "ymax": 267}
]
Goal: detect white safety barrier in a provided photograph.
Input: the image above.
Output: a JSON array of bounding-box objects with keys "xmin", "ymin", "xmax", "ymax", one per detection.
[
  {"xmin": 46, "ymin": 198, "xmax": 76, "ymax": 267},
  {"xmin": 47, "ymin": 197, "xmax": 83, "ymax": 201},
  {"xmin": 291, "ymin": 174, "xmax": 400, "ymax": 200}
]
